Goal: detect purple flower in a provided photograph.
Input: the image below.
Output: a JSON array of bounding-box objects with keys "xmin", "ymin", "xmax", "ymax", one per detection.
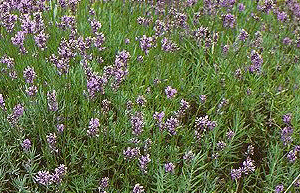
[
  {"xmin": 123, "ymin": 147, "xmax": 140, "ymax": 160},
  {"xmin": 238, "ymin": 29, "xmax": 249, "ymax": 42},
  {"xmin": 56, "ymin": 124, "xmax": 64, "ymax": 133},
  {"xmin": 226, "ymin": 130, "xmax": 234, "ymax": 140},
  {"xmin": 34, "ymin": 31, "xmax": 49, "ymax": 50},
  {"xmin": 47, "ymin": 90, "xmax": 58, "ymax": 112},
  {"xmin": 54, "ymin": 164, "xmax": 67, "ymax": 177},
  {"xmin": 277, "ymin": 11, "xmax": 288, "ymax": 22},
  {"xmin": 238, "ymin": 3, "xmax": 245, "ymax": 12},
  {"xmin": 136, "ymin": 95, "xmax": 146, "ymax": 107},
  {"xmin": 0, "ymin": 94, "xmax": 6, "ymax": 111},
  {"xmin": 131, "ymin": 112, "xmax": 144, "ymax": 136},
  {"xmin": 199, "ymin": 95, "xmax": 207, "ymax": 103},
  {"xmin": 183, "ymin": 150, "xmax": 195, "ymax": 162},
  {"xmin": 283, "ymin": 113, "xmax": 292, "ymax": 125},
  {"xmin": 287, "ymin": 150, "xmax": 297, "ymax": 163},
  {"xmin": 231, "ymin": 168, "xmax": 242, "ymax": 180},
  {"xmin": 23, "ymin": 66, "xmax": 36, "ymax": 84},
  {"xmin": 165, "ymin": 86, "xmax": 177, "ymax": 99},
  {"xmin": 165, "ymin": 117, "xmax": 179, "ymax": 135},
  {"xmin": 125, "ymin": 38, "xmax": 130, "ymax": 44},
  {"xmin": 222, "ymin": 14, "xmax": 236, "ymax": 28},
  {"xmin": 46, "ymin": 133, "xmax": 57, "ymax": 152},
  {"xmin": 35, "ymin": 171, "xmax": 52, "ymax": 186},
  {"xmin": 13, "ymin": 104, "xmax": 24, "ymax": 118},
  {"xmin": 99, "ymin": 177, "xmax": 109, "ymax": 189},
  {"xmin": 217, "ymin": 141, "xmax": 226, "ymax": 151},
  {"xmin": 102, "ymin": 99, "xmax": 111, "ymax": 113},
  {"xmin": 282, "ymin": 37, "xmax": 292, "ymax": 45},
  {"xmin": 275, "ymin": 185, "xmax": 284, "ymax": 193},
  {"xmin": 242, "ymin": 157, "xmax": 255, "ymax": 175},
  {"xmin": 132, "ymin": 183, "xmax": 145, "ymax": 193},
  {"xmin": 161, "ymin": 37, "xmax": 179, "ymax": 52},
  {"xmin": 281, "ymin": 126, "xmax": 293, "ymax": 145},
  {"xmin": 164, "ymin": 162, "xmax": 175, "ymax": 174},
  {"xmin": 22, "ymin": 139, "xmax": 31, "ymax": 151},
  {"xmin": 250, "ymin": 50, "xmax": 263, "ymax": 73},
  {"xmin": 87, "ymin": 118, "xmax": 100, "ymax": 136},
  {"xmin": 139, "ymin": 154, "xmax": 151, "ymax": 174},
  {"xmin": 25, "ymin": 85, "xmax": 38, "ymax": 97},
  {"xmin": 90, "ymin": 18, "xmax": 102, "ymax": 34},
  {"xmin": 153, "ymin": 111, "xmax": 165, "ymax": 122}
]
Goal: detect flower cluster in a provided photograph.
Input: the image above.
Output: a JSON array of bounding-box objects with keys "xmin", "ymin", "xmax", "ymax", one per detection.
[
  {"xmin": 123, "ymin": 147, "xmax": 141, "ymax": 161},
  {"xmin": 46, "ymin": 133, "xmax": 58, "ymax": 152},
  {"xmin": 161, "ymin": 37, "xmax": 179, "ymax": 52},
  {"xmin": 139, "ymin": 35, "xmax": 156, "ymax": 55},
  {"xmin": 47, "ymin": 90, "xmax": 58, "ymax": 112},
  {"xmin": 35, "ymin": 164, "xmax": 67, "ymax": 186},
  {"xmin": 131, "ymin": 112, "xmax": 144, "ymax": 136},
  {"xmin": 138, "ymin": 154, "xmax": 151, "ymax": 174},
  {"xmin": 87, "ymin": 118, "xmax": 100, "ymax": 136},
  {"xmin": 165, "ymin": 86, "xmax": 177, "ymax": 99},
  {"xmin": 132, "ymin": 183, "xmax": 145, "ymax": 193},
  {"xmin": 164, "ymin": 162, "xmax": 175, "ymax": 174},
  {"xmin": 7, "ymin": 104, "xmax": 24, "ymax": 126},
  {"xmin": 231, "ymin": 157, "xmax": 256, "ymax": 180},
  {"xmin": 165, "ymin": 117, "xmax": 179, "ymax": 135}
]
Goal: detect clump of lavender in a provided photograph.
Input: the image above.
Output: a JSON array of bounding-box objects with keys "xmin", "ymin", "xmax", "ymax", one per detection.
[
  {"xmin": 281, "ymin": 126, "xmax": 293, "ymax": 145},
  {"xmin": 25, "ymin": 85, "xmax": 38, "ymax": 97},
  {"xmin": 282, "ymin": 113, "xmax": 292, "ymax": 125},
  {"xmin": 23, "ymin": 66, "xmax": 36, "ymax": 84},
  {"xmin": 249, "ymin": 50, "xmax": 263, "ymax": 73},
  {"xmin": 98, "ymin": 177, "xmax": 109, "ymax": 192},
  {"xmin": 93, "ymin": 32, "xmax": 106, "ymax": 51},
  {"xmin": 183, "ymin": 150, "xmax": 195, "ymax": 163},
  {"xmin": 46, "ymin": 133, "xmax": 57, "ymax": 152},
  {"xmin": 139, "ymin": 35, "xmax": 156, "ymax": 55},
  {"xmin": 277, "ymin": 11, "xmax": 288, "ymax": 22},
  {"xmin": 52, "ymin": 164, "xmax": 67, "ymax": 184},
  {"xmin": 143, "ymin": 138, "xmax": 152, "ymax": 152},
  {"xmin": 0, "ymin": 94, "xmax": 6, "ymax": 111},
  {"xmin": 194, "ymin": 115, "xmax": 217, "ymax": 132},
  {"xmin": 89, "ymin": 18, "xmax": 102, "ymax": 34},
  {"xmin": 287, "ymin": 149, "xmax": 297, "ymax": 163},
  {"xmin": 153, "ymin": 111, "xmax": 165, "ymax": 123},
  {"xmin": 101, "ymin": 99, "xmax": 111, "ymax": 114},
  {"xmin": 132, "ymin": 183, "xmax": 144, "ymax": 193},
  {"xmin": 165, "ymin": 86, "xmax": 177, "ymax": 99},
  {"xmin": 22, "ymin": 139, "xmax": 32, "ymax": 151},
  {"xmin": 34, "ymin": 31, "xmax": 49, "ymax": 50},
  {"xmin": 245, "ymin": 144, "xmax": 254, "ymax": 156},
  {"xmin": 47, "ymin": 90, "xmax": 58, "ymax": 112},
  {"xmin": 165, "ymin": 162, "xmax": 175, "ymax": 174},
  {"xmin": 35, "ymin": 171, "xmax": 52, "ymax": 186},
  {"xmin": 238, "ymin": 3, "xmax": 245, "ymax": 12},
  {"xmin": 282, "ymin": 37, "xmax": 292, "ymax": 46},
  {"xmin": 238, "ymin": 29, "xmax": 249, "ymax": 42},
  {"xmin": 216, "ymin": 141, "xmax": 226, "ymax": 151},
  {"xmin": 7, "ymin": 104, "xmax": 24, "ymax": 126},
  {"xmin": 165, "ymin": 117, "xmax": 179, "ymax": 135},
  {"xmin": 123, "ymin": 147, "xmax": 140, "ymax": 161},
  {"xmin": 56, "ymin": 124, "xmax": 64, "ymax": 133},
  {"xmin": 131, "ymin": 112, "xmax": 144, "ymax": 136},
  {"xmin": 274, "ymin": 184, "xmax": 284, "ymax": 193},
  {"xmin": 11, "ymin": 30, "xmax": 27, "ymax": 53},
  {"xmin": 87, "ymin": 118, "xmax": 100, "ymax": 137},
  {"xmin": 176, "ymin": 99, "xmax": 190, "ymax": 117},
  {"xmin": 139, "ymin": 154, "xmax": 151, "ymax": 174},
  {"xmin": 231, "ymin": 168, "xmax": 242, "ymax": 180},
  {"xmin": 161, "ymin": 37, "xmax": 179, "ymax": 52},
  {"xmin": 226, "ymin": 130, "xmax": 235, "ymax": 140},
  {"xmin": 136, "ymin": 95, "xmax": 146, "ymax": 107},
  {"xmin": 222, "ymin": 14, "xmax": 236, "ymax": 29},
  {"xmin": 242, "ymin": 157, "xmax": 256, "ymax": 175}
]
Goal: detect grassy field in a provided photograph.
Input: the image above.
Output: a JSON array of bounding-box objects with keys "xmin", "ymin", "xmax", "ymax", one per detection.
[{"xmin": 0, "ymin": 0, "xmax": 300, "ymax": 192}]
